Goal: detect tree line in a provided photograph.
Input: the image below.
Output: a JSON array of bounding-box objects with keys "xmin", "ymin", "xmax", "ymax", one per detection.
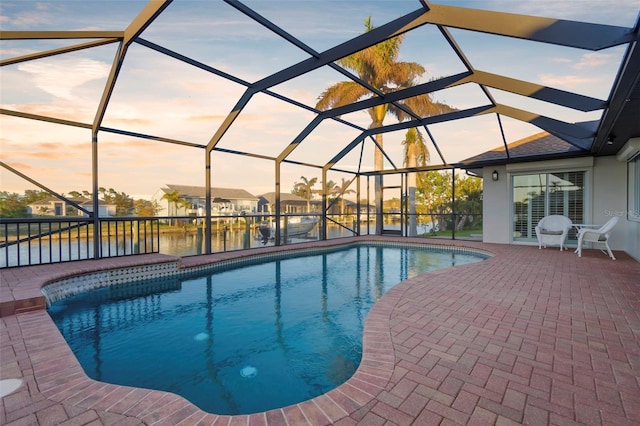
[
  {"xmin": 0, "ymin": 188, "xmax": 160, "ymax": 218},
  {"xmin": 292, "ymin": 171, "xmax": 482, "ymax": 232}
]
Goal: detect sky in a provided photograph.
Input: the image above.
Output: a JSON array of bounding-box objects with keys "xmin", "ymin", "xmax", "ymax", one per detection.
[{"xmin": 1, "ymin": 0, "xmax": 639, "ymax": 200}]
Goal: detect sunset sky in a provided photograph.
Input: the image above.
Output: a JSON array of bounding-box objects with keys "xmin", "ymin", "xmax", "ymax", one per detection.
[{"xmin": 1, "ymin": 0, "xmax": 638, "ymax": 200}]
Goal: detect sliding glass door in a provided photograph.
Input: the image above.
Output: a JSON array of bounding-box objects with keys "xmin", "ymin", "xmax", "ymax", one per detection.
[{"xmin": 513, "ymin": 171, "xmax": 585, "ymax": 243}]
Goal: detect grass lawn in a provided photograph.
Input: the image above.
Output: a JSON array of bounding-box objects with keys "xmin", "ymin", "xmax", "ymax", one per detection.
[{"xmin": 421, "ymin": 227, "xmax": 482, "ymax": 238}]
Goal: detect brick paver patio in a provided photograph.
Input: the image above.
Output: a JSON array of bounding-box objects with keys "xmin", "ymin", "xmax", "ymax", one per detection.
[{"xmin": 1, "ymin": 237, "xmax": 639, "ymax": 425}]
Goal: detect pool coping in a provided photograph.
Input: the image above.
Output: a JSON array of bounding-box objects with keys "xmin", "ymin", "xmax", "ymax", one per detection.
[{"xmin": 0, "ymin": 236, "xmax": 497, "ymax": 424}]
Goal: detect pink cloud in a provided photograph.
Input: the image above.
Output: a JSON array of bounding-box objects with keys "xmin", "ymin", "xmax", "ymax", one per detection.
[{"xmin": 538, "ymin": 74, "xmax": 598, "ymax": 90}]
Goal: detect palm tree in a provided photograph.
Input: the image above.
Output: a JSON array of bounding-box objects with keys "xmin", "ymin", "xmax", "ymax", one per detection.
[
  {"xmin": 454, "ymin": 176, "xmax": 483, "ymax": 231},
  {"xmin": 315, "ymin": 17, "xmax": 453, "ymax": 234},
  {"xmin": 161, "ymin": 189, "xmax": 188, "ymax": 225},
  {"xmin": 336, "ymin": 178, "xmax": 356, "ymax": 217},
  {"xmin": 402, "ymin": 128, "xmax": 430, "ymax": 236},
  {"xmin": 292, "ymin": 176, "xmax": 318, "ymax": 213},
  {"xmin": 322, "ymin": 179, "xmax": 338, "ymax": 210}
]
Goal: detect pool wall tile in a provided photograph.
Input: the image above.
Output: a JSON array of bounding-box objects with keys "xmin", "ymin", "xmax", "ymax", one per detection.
[{"xmin": 41, "ymin": 262, "xmax": 179, "ymax": 305}]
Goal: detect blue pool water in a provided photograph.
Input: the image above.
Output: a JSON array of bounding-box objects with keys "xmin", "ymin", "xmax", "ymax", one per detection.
[{"xmin": 48, "ymin": 243, "xmax": 487, "ymax": 415}]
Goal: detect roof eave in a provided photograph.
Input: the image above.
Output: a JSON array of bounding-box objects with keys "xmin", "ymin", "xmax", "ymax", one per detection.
[{"xmin": 455, "ymin": 151, "xmax": 594, "ymax": 170}]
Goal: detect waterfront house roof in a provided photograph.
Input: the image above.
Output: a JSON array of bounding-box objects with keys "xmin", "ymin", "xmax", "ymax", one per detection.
[
  {"xmin": 27, "ymin": 197, "xmax": 113, "ymax": 207},
  {"xmin": 163, "ymin": 184, "xmax": 259, "ymax": 201},
  {"xmin": 27, "ymin": 197, "xmax": 82, "ymax": 206},
  {"xmin": 258, "ymin": 192, "xmax": 310, "ymax": 205},
  {"xmin": 458, "ymin": 131, "xmax": 587, "ymax": 168}
]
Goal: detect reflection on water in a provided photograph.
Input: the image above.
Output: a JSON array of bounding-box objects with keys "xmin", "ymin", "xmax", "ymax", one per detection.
[
  {"xmin": 163, "ymin": 224, "xmax": 356, "ymax": 257},
  {"xmin": 48, "ymin": 244, "xmax": 487, "ymax": 415}
]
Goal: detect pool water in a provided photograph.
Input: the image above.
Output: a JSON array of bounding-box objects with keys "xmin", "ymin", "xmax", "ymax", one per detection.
[{"xmin": 48, "ymin": 243, "xmax": 487, "ymax": 415}]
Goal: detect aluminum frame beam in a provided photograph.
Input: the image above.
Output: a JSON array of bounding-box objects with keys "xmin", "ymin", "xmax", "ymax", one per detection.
[
  {"xmin": 592, "ymin": 29, "xmax": 640, "ymax": 153},
  {"xmin": 421, "ymin": 3, "xmax": 634, "ymax": 50},
  {"xmin": 0, "ymin": 39, "xmax": 119, "ymax": 67}
]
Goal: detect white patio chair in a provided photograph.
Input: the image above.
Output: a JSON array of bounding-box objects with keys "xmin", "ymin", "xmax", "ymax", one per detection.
[
  {"xmin": 535, "ymin": 215, "xmax": 573, "ymax": 251},
  {"xmin": 576, "ymin": 216, "xmax": 619, "ymax": 260}
]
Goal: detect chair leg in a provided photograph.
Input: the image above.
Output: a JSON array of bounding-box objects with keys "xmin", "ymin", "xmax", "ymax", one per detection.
[
  {"xmin": 605, "ymin": 242, "xmax": 616, "ymax": 260},
  {"xmin": 576, "ymin": 234, "xmax": 584, "ymax": 257}
]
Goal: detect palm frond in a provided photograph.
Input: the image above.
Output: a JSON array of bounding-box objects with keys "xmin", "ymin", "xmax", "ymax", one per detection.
[{"xmin": 315, "ymin": 81, "xmax": 369, "ymax": 110}]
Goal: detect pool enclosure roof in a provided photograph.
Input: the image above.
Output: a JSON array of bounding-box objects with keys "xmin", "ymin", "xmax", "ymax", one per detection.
[{"xmin": 1, "ymin": 0, "xmax": 640, "ymax": 197}]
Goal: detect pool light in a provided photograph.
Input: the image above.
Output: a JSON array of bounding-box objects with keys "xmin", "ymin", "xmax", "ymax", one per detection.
[{"xmin": 240, "ymin": 365, "xmax": 258, "ymax": 378}]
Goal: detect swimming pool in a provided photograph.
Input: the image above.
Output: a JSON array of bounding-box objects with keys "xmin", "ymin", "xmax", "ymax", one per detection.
[{"xmin": 47, "ymin": 242, "xmax": 489, "ymax": 415}]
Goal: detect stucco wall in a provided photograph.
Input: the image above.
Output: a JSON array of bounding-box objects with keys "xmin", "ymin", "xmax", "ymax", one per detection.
[
  {"xmin": 627, "ymin": 220, "xmax": 640, "ymax": 261},
  {"xmin": 591, "ymin": 156, "xmax": 628, "ymax": 252},
  {"xmin": 482, "ymin": 165, "xmax": 510, "ymax": 244}
]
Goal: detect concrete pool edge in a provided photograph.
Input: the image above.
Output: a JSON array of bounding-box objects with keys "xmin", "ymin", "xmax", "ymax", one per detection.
[{"xmin": 1, "ymin": 236, "xmax": 497, "ymax": 424}]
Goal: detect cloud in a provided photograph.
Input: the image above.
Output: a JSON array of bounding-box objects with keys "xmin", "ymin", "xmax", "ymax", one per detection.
[
  {"xmin": 18, "ymin": 58, "xmax": 110, "ymax": 101},
  {"xmin": 107, "ymin": 117, "xmax": 154, "ymax": 127},
  {"xmin": 189, "ymin": 114, "xmax": 229, "ymax": 122},
  {"xmin": 574, "ymin": 52, "xmax": 614, "ymax": 70},
  {"xmin": 538, "ymin": 74, "xmax": 598, "ymax": 89},
  {"xmin": 0, "ymin": 1, "xmax": 62, "ymax": 28},
  {"xmin": 3, "ymin": 162, "xmax": 33, "ymax": 171},
  {"xmin": 5, "ymin": 10, "xmax": 50, "ymax": 27}
]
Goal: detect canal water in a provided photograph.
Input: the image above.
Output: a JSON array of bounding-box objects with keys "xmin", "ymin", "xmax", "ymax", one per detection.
[{"xmin": 1, "ymin": 224, "xmax": 373, "ymax": 267}]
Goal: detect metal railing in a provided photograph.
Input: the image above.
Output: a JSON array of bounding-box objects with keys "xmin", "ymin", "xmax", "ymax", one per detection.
[
  {"xmin": 0, "ymin": 217, "xmax": 160, "ymax": 268},
  {"xmin": 380, "ymin": 212, "xmax": 483, "ymax": 239},
  {"xmin": 0, "ymin": 212, "xmax": 482, "ymax": 268}
]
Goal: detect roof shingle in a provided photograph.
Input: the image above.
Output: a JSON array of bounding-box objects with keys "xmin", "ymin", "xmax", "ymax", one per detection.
[{"xmin": 459, "ymin": 132, "xmax": 585, "ymax": 167}]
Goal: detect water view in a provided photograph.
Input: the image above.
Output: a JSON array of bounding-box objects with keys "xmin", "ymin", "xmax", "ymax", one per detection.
[{"xmin": 1, "ymin": 222, "xmax": 359, "ymax": 267}]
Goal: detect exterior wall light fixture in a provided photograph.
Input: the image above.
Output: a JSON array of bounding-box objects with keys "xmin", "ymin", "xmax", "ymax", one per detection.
[{"xmin": 492, "ymin": 170, "xmax": 499, "ymax": 181}]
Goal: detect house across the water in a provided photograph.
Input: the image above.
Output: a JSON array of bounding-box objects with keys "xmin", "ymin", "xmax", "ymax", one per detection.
[
  {"xmin": 151, "ymin": 184, "xmax": 260, "ymax": 219},
  {"xmin": 27, "ymin": 197, "xmax": 116, "ymax": 217}
]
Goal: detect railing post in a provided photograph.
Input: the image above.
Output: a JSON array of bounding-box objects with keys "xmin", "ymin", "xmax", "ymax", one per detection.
[
  {"xmin": 243, "ymin": 215, "xmax": 251, "ymax": 249},
  {"xmin": 451, "ymin": 167, "xmax": 456, "ymax": 241},
  {"xmin": 223, "ymin": 225, "xmax": 227, "ymax": 251},
  {"xmin": 91, "ymin": 132, "xmax": 100, "ymax": 260}
]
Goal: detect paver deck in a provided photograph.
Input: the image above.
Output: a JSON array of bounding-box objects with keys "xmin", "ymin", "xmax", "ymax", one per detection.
[{"xmin": 2, "ymin": 237, "xmax": 639, "ymax": 425}]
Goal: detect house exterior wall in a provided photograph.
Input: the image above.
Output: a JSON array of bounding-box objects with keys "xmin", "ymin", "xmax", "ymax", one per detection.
[
  {"xmin": 28, "ymin": 200, "xmax": 115, "ymax": 217},
  {"xmin": 626, "ymin": 151, "xmax": 640, "ymax": 261},
  {"xmin": 482, "ymin": 165, "xmax": 510, "ymax": 244},
  {"xmin": 627, "ymin": 218, "xmax": 640, "ymax": 261},
  {"xmin": 590, "ymin": 156, "xmax": 628, "ymax": 253},
  {"xmin": 150, "ymin": 190, "xmax": 171, "ymax": 217},
  {"xmin": 78, "ymin": 204, "xmax": 116, "ymax": 217},
  {"xmin": 481, "ymin": 156, "xmax": 638, "ymax": 258},
  {"xmin": 150, "ymin": 189, "xmax": 259, "ymax": 217}
]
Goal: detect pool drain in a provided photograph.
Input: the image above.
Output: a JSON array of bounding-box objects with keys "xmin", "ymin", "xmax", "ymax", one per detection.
[{"xmin": 240, "ymin": 365, "xmax": 257, "ymax": 378}]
